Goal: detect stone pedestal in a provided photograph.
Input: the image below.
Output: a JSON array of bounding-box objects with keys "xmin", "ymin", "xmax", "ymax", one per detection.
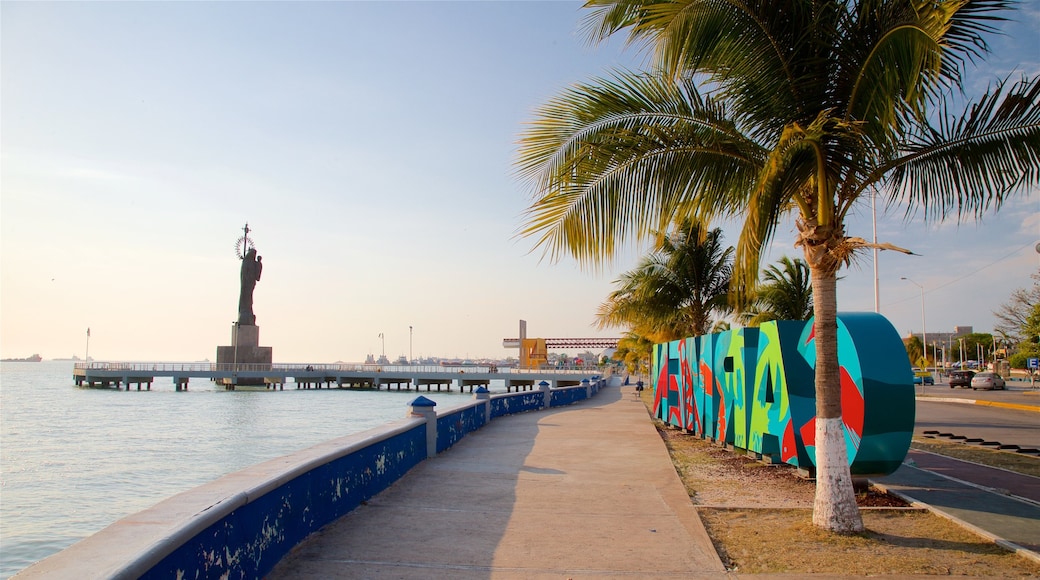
[{"xmin": 216, "ymin": 324, "xmax": 273, "ymax": 386}]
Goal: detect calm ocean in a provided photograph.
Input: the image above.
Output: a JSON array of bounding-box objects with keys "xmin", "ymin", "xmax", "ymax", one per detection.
[{"xmin": 0, "ymin": 361, "xmax": 479, "ymax": 578}]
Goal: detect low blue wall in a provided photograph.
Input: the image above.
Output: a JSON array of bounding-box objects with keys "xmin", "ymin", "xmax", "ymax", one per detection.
[
  {"xmin": 490, "ymin": 390, "xmax": 545, "ymax": 418},
  {"xmin": 142, "ymin": 425, "xmax": 426, "ymax": 579},
  {"xmin": 16, "ymin": 377, "xmax": 610, "ymax": 580},
  {"xmin": 436, "ymin": 401, "xmax": 488, "ymax": 454},
  {"xmin": 550, "ymin": 385, "xmax": 588, "ymax": 407}
]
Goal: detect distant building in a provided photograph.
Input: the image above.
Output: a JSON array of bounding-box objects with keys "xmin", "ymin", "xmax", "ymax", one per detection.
[{"xmin": 906, "ymin": 326, "xmax": 974, "ymax": 349}]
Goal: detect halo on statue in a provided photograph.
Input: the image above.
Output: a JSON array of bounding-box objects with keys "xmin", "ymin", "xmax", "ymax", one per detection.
[{"xmin": 234, "ymin": 236, "xmax": 256, "ymax": 260}]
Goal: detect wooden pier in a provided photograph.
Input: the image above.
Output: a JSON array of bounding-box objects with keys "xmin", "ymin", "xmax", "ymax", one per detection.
[{"xmin": 72, "ymin": 362, "xmax": 600, "ymax": 393}]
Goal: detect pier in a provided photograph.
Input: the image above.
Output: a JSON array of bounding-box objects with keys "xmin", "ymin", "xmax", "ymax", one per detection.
[{"xmin": 72, "ymin": 362, "xmax": 601, "ymax": 392}]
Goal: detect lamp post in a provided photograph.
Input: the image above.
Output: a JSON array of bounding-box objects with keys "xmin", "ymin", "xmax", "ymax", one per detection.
[
  {"xmin": 409, "ymin": 326, "xmax": 413, "ymax": 364},
  {"xmin": 379, "ymin": 333, "xmax": 385, "ymax": 359},
  {"xmin": 932, "ymin": 342, "xmax": 939, "ymax": 375},
  {"xmin": 901, "ymin": 277, "xmax": 926, "ymax": 367},
  {"xmin": 85, "ymin": 327, "xmax": 91, "ymax": 365},
  {"xmin": 233, "ymin": 321, "xmax": 240, "ymax": 373},
  {"xmin": 872, "ymin": 190, "xmax": 880, "ymax": 313}
]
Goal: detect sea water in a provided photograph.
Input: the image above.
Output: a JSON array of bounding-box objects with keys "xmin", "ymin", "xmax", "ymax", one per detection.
[{"xmin": 0, "ymin": 361, "xmax": 478, "ymax": 578}]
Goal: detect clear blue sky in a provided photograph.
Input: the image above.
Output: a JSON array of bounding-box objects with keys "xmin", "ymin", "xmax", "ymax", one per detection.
[{"xmin": 2, "ymin": 1, "xmax": 1038, "ymax": 363}]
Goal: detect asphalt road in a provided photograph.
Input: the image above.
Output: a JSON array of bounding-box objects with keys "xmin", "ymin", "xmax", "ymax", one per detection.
[{"xmin": 913, "ymin": 380, "xmax": 1040, "ymax": 449}]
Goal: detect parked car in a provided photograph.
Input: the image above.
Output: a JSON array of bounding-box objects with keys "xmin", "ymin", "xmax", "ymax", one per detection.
[
  {"xmin": 971, "ymin": 371, "xmax": 1006, "ymax": 390},
  {"xmin": 948, "ymin": 369, "xmax": 975, "ymax": 388},
  {"xmin": 911, "ymin": 368, "xmax": 935, "ymax": 385}
]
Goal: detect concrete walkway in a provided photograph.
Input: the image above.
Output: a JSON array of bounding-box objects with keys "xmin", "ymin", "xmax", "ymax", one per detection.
[
  {"xmin": 270, "ymin": 385, "xmax": 1040, "ymax": 578},
  {"xmin": 269, "ymin": 386, "xmax": 726, "ymax": 579}
]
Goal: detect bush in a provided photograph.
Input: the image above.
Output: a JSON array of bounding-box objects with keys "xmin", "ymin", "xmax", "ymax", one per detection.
[{"xmin": 1008, "ymin": 352, "xmax": 1029, "ymax": 369}]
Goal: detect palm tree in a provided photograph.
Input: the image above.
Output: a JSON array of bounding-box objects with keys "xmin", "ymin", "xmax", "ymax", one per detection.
[
  {"xmin": 596, "ymin": 220, "xmax": 733, "ymax": 341},
  {"xmin": 516, "ymin": 0, "xmax": 1040, "ymax": 533},
  {"xmin": 614, "ymin": 331, "xmax": 655, "ymax": 375},
  {"xmin": 904, "ymin": 335, "xmax": 925, "ymax": 367},
  {"xmin": 742, "ymin": 256, "xmax": 814, "ymax": 326}
]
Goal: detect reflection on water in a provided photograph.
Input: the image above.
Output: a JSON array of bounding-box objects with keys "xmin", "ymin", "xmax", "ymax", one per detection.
[{"xmin": 0, "ymin": 362, "xmax": 474, "ymax": 578}]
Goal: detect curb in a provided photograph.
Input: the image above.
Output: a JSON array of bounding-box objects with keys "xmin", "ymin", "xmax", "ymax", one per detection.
[
  {"xmin": 916, "ymin": 396, "xmax": 1040, "ymax": 413},
  {"xmin": 974, "ymin": 400, "xmax": 1040, "ymax": 413},
  {"xmin": 871, "ymin": 472, "xmax": 1040, "ymax": 566}
]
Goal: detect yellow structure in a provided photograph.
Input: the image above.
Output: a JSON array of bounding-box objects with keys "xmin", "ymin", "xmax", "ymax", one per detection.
[{"xmin": 521, "ymin": 338, "xmax": 547, "ymax": 369}]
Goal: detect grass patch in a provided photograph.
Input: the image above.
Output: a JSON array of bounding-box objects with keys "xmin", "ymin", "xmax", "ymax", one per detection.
[
  {"xmin": 701, "ymin": 508, "xmax": 1040, "ymax": 575},
  {"xmin": 637, "ymin": 388, "xmax": 1040, "ymax": 576}
]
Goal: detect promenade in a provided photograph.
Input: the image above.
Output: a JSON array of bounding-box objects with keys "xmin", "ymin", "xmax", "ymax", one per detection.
[
  {"xmin": 270, "ymin": 386, "xmax": 727, "ymax": 578},
  {"xmin": 270, "ymin": 385, "xmax": 1040, "ymax": 579}
]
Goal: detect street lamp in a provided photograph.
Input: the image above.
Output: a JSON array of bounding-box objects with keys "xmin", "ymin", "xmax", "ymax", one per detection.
[
  {"xmin": 901, "ymin": 277, "xmax": 926, "ymax": 367},
  {"xmin": 379, "ymin": 333, "xmax": 385, "ymax": 359},
  {"xmin": 233, "ymin": 321, "xmax": 240, "ymax": 373},
  {"xmin": 409, "ymin": 326, "xmax": 413, "ymax": 364},
  {"xmin": 872, "ymin": 190, "xmax": 880, "ymax": 313}
]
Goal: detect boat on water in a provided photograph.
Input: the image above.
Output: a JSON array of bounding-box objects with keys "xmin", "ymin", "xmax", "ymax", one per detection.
[{"xmin": 1, "ymin": 354, "xmax": 43, "ymax": 362}]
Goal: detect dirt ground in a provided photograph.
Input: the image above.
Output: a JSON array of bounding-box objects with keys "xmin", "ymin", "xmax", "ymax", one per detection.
[{"xmin": 647, "ymin": 398, "xmax": 1040, "ymax": 577}]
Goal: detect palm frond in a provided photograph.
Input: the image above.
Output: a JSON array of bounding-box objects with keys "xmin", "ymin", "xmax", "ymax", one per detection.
[
  {"xmin": 516, "ymin": 70, "xmax": 763, "ymax": 266},
  {"xmin": 884, "ymin": 74, "xmax": 1040, "ymax": 220}
]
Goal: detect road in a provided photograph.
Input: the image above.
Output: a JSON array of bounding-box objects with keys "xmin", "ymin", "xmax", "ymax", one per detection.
[{"xmin": 912, "ymin": 379, "xmax": 1040, "ymax": 450}]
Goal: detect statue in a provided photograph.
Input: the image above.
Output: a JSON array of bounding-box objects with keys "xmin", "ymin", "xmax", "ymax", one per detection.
[
  {"xmin": 235, "ymin": 222, "xmax": 263, "ymax": 325},
  {"xmin": 239, "ymin": 248, "xmax": 262, "ymax": 325}
]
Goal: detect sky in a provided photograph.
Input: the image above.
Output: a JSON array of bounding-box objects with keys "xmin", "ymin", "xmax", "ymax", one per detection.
[{"xmin": 2, "ymin": 1, "xmax": 1038, "ymax": 364}]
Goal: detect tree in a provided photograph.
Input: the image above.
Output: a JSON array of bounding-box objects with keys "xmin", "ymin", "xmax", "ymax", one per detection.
[
  {"xmin": 741, "ymin": 256, "xmax": 814, "ymax": 326},
  {"xmin": 516, "ymin": 0, "xmax": 1040, "ymax": 533},
  {"xmin": 596, "ymin": 220, "xmax": 733, "ymax": 341},
  {"xmin": 614, "ymin": 331, "xmax": 655, "ymax": 375},
  {"xmin": 903, "ymin": 335, "xmax": 924, "ymax": 367},
  {"xmin": 1019, "ymin": 303, "xmax": 1040, "ymax": 360},
  {"xmin": 952, "ymin": 332, "xmax": 995, "ymax": 364},
  {"xmin": 993, "ymin": 272, "xmax": 1040, "ymax": 348}
]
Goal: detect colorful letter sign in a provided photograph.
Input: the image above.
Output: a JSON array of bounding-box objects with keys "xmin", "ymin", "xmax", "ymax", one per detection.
[{"xmin": 651, "ymin": 313, "xmax": 914, "ymax": 476}]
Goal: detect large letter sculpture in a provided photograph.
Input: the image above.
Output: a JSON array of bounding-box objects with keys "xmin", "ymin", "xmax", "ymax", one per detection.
[{"xmin": 651, "ymin": 313, "xmax": 914, "ymax": 476}]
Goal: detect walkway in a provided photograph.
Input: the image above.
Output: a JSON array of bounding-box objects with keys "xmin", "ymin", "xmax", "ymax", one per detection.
[
  {"xmin": 269, "ymin": 385, "xmax": 1040, "ymax": 578},
  {"xmin": 269, "ymin": 386, "xmax": 726, "ymax": 579}
]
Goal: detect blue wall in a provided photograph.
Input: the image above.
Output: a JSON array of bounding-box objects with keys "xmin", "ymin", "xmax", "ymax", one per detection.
[
  {"xmin": 142, "ymin": 425, "xmax": 426, "ymax": 579},
  {"xmin": 490, "ymin": 390, "xmax": 545, "ymax": 418},
  {"xmin": 550, "ymin": 385, "xmax": 588, "ymax": 407},
  {"xmin": 437, "ymin": 403, "xmax": 487, "ymax": 454}
]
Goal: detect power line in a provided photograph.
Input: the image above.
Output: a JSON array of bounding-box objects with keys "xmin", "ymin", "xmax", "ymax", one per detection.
[{"xmin": 883, "ymin": 240, "xmax": 1037, "ymax": 310}]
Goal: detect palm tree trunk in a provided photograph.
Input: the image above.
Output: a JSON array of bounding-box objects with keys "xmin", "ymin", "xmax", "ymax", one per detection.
[{"xmin": 809, "ymin": 266, "xmax": 864, "ymax": 533}]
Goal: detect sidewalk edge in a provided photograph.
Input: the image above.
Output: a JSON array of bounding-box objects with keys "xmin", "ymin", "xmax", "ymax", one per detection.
[{"xmin": 870, "ymin": 476, "xmax": 1040, "ymax": 565}]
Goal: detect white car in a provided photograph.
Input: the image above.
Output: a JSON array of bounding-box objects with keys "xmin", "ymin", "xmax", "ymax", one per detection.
[{"xmin": 970, "ymin": 371, "xmax": 1006, "ymax": 390}]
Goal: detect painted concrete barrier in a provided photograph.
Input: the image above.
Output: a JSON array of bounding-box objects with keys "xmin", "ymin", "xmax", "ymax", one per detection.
[
  {"xmin": 652, "ymin": 313, "xmax": 914, "ymax": 476},
  {"xmin": 15, "ymin": 378, "xmax": 607, "ymax": 579}
]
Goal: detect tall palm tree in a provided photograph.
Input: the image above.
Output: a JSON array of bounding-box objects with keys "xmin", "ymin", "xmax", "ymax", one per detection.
[
  {"xmin": 516, "ymin": 0, "xmax": 1040, "ymax": 532},
  {"xmin": 742, "ymin": 256, "xmax": 814, "ymax": 326},
  {"xmin": 596, "ymin": 220, "xmax": 733, "ymax": 341}
]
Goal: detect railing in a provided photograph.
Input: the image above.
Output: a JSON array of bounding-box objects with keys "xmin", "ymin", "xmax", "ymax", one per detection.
[{"xmin": 74, "ymin": 362, "xmax": 618, "ymax": 375}]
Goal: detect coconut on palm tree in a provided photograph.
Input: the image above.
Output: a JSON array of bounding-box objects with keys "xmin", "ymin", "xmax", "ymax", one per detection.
[{"xmin": 516, "ymin": 0, "xmax": 1040, "ymax": 532}]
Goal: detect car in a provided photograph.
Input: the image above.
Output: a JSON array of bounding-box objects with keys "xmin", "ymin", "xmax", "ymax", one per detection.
[
  {"xmin": 948, "ymin": 369, "xmax": 975, "ymax": 388},
  {"xmin": 970, "ymin": 371, "xmax": 1006, "ymax": 390},
  {"xmin": 911, "ymin": 368, "xmax": 934, "ymax": 385}
]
